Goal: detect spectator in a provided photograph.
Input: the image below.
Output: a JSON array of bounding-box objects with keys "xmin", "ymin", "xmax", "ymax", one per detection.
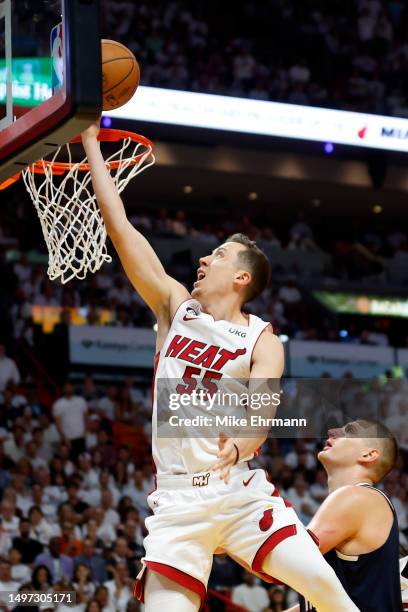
[
  {"xmin": 233, "ymin": 47, "xmax": 257, "ymax": 90},
  {"xmin": 208, "ymin": 553, "xmax": 242, "ymax": 590},
  {"xmin": 34, "ymin": 536, "xmax": 74, "ymax": 583},
  {"xmin": 25, "ymin": 441, "xmax": 47, "ymax": 471},
  {"xmin": 14, "ymin": 255, "xmax": 31, "ymax": 284},
  {"xmin": 94, "ymin": 585, "xmax": 109, "ymax": 611},
  {"xmin": 277, "ymin": 280, "xmax": 302, "ymax": 306},
  {"xmin": 358, "ymin": 8, "xmax": 377, "ymax": 42},
  {"xmin": 52, "ymin": 383, "xmax": 88, "ymax": 458},
  {"xmin": 73, "ymin": 563, "xmax": 95, "ymax": 603},
  {"xmin": 85, "ymin": 600, "xmax": 102, "ymax": 612},
  {"xmin": 0, "ymin": 560, "xmax": 19, "ymax": 593},
  {"xmin": 104, "ymin": 563, "xmax": 132, "ymax": 612},
  {"xmin": 110, "ymin": 538, "xmax": 136, "ymax": 577},
  {"xmin": 75, "ymin": 538, "xmax": 107, "ymax": 584},
  {"xmin": 284, "ymin": 440, "xmax": 316, "ymax": 472},
  {"xmin": 0, "ymin": 500, "xmax": 20, "ymax": 539},
  {"xmin": 66, "ymin": 484, "xmax": 89, "ymax": 519},
  {"xmin": 232, "ymin": 571, "xmax": 269, "ymax": 612},
  {"xmin": 3, "ymin": 425, "xmax": 26, "ymax": 464},
  {"xmin": 9, "ymin": 547, "xmax": 31, "ymax": 585},
  {"xmin": 32, "ymin": 427, "xmax": 52, "ymax": 463},
  {"xmin": 13, "ymin": 519, "xmax": 43, "ymax": 564},
  {"xmin": 91, "ymin": 508, "xmax": 116, "ymax": 547},
  {"xmin": 122, "ymin": 471, "xmax": 149, "ymax": 518},
  {"xmin": 96, "ymin": 386, "xmax": 117, "ymax": 422},
  {"xmin": 289, "ymin": 58, "xmax": 311, "ymax": 84},
  {"xmin": 119, "ymin": 519, "xmax": 143, "ymax": 559},
  {"xmin": 31, "ymin": 564, "xmax": 52, "ymax": 592},
  {"xmin": 286, "ymin": 475, "xmax": 318, "ymax": 524},
  {"xmin": 60, "ymin": 522, "xmax": 83, "ymax": 558},
  {"xmin": 0, "ymin": 344, "xmax": 20, "ymax": 391},
  {"xmin": 266, "ymin": 585, "xmax": 288, "ymax": 611},
  {"xmin": 310, "ymin": 468, "xmax": 328, "ymax": 504}
]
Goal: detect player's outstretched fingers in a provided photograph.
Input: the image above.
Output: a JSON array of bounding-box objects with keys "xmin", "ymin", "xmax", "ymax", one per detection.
[{"xmin": 217, "ymin": 431, "xmax": 228, "ymax": 451}]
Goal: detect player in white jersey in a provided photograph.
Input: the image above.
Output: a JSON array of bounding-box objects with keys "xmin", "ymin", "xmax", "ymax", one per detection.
[{"xmin": 81, "ymin": 121, "xmax": 359, "ymax": 612}]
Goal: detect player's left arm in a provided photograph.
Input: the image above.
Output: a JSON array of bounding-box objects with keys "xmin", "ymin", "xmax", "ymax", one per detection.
[
  {"xmin": 211, "ymin": 328, "xmax": 284, "ymax": 483},
  {"xmin": 308, "ymin": 486, "xmax": 366, "ymax": 554}
]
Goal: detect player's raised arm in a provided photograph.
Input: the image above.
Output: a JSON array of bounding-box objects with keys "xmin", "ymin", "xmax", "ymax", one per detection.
[{"xmin": 81, "ymin": 121, "xmax": 189, "ymax": 319}]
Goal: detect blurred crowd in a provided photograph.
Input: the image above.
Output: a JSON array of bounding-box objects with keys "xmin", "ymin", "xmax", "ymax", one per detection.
[
  {"xmin": 1, "ymin": 204, "xmax": 408, "ymax": 356},
  {"xmin": 101, "ymin": 0, "xmax": 408, "ymax": 117},
  {"xmin": 0, "ymin": 364, "xmax": 407, "ymax": 611}
]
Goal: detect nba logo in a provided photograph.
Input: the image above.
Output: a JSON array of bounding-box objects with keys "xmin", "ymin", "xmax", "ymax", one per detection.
[{"xmin": 50, "ymin": 22, "xmax": 64, "ymax": 93}]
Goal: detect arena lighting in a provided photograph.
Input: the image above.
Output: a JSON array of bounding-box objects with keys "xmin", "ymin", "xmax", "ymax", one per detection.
[
  {"xmin": 279, "ymin": 334, "xmax": 289, "ymax": 343},
  {"xmin": 324, "ymin": 142, "xmax": 334, "ymax": 154},
  {"xmin": 339, "ymin": 330, "xmax": 348, "ymax": 338},
  {"xmin": 104, "ymin": 86, "xmax": 408, "ymax": 153},
  {"xmin": 102, "ymin": 116, "xmax": 112, "ymax": 128},
  {"xmin": 248, "ymin": 192, "xmax": 258, "ymax": 201},
  {"xmin": 315, "ymin": 291, "xmax": 408, "ymax": 318},
  {"xmin": 183, "ymin": 185, "xmax": 193, "ymax": 194},
  {"xmin": 153, "ymin": 323, "xmax": 158, "ymax": 332},
  {"xmin": 372, "ymin": 204, "xmax": 383, "ymax": 214}
]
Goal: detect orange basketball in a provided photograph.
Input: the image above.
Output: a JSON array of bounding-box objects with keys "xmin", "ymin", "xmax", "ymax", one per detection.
[{"xmin": 101, "ymin": 39, "xmax": 140, "ymax": 111}]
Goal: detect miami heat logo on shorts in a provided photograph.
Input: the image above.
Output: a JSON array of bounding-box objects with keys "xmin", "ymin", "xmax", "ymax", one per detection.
[{"xmin": 259, "ymin": 508, "xmax": 274, "ymax": 532}]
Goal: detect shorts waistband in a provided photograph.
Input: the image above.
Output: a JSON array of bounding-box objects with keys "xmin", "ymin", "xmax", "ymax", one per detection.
[{"xmin": 156, "ymin": 463, "xmax": 249, "ymax": 490}]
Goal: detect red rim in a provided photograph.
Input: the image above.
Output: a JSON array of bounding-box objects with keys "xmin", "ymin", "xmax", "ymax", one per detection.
[{"xmin": 0, "ymin": 128, "xmax": 153, "ymax": 186}]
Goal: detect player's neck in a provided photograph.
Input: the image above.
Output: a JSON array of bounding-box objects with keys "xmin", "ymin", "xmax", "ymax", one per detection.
[
  {"xmin": 326, "ymin": 467, "xmax": 374, "ymax": 493},
  {"xmin": 200, "ymin": 297, "xmax": 247, "ymax": 325}
]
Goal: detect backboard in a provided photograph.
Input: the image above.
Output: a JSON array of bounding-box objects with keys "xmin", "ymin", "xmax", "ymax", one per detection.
[{"xmin": 0, "ymin": 0, "xmax": 102, "ymax": 185}]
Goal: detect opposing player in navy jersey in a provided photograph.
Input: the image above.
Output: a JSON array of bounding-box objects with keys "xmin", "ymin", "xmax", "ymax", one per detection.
[
  {"xmin": 286, "ymin": 419, "xmax": 402, "ymax": 612},
  {"xmin": 81, "ymin": 122, "xmax": 359, "ymax": 612}
]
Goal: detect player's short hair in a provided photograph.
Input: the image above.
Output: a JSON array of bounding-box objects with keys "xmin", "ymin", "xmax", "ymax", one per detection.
[
  {"xmin": 226, "ymin": 233, "xmax": 271, "ymax": 303},
  {"xmin": 357, "ymin": 419, "xmax": 399, "ymax": 482}
]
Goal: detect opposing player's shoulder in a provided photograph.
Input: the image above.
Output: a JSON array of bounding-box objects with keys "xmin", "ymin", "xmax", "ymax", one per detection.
[
  {"xmin": 330, "ymin": 484, "xmax": 389, "ymax": 507},
  {"xmin": 317, "ymin": 485, "xmax": 375, "ymax": 522},
  {"xmin": 326, "ymin": 485, "xmax": 370, "ymax": 506},
  {"xmin": 309, "ymin": 486, "xmax": 367, "ymax": 552}
]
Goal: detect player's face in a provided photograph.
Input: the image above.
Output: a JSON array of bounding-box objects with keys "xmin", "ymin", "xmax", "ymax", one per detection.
[
  {"xmin": 191, "ymin": 242, "xmax": 249, "ymax": 301},
  {"xmin": 318, "ymin": 421, "xmax": 378, "ymax": 468}
]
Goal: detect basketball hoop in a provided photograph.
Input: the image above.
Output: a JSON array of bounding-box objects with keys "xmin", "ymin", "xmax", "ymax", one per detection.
[{"xmin": 5, "ymin": 129, "xmax": 155, "ymax": 284}]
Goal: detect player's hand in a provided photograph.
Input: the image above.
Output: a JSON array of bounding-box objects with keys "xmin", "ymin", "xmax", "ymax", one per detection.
[
  {"xmin": 81, "ymin": 118, "xmax": 101, "ymax": 142},
  {"xmin": 211, "ymin": 433, "xmax": 239, "ymax": 484}
]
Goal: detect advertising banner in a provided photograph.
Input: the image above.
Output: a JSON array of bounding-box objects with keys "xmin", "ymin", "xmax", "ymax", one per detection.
[
  {"xmin": 69, "ymin": 325, "xmax": 156, "ymax": 368},
  {"xmin": 289, "ymin": 340, "xmax": 394, "ymax": 378}
]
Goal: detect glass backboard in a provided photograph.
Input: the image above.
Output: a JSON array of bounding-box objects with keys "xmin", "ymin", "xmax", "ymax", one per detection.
[{"xmin": 0, "ymin": 0, "xmax": 102, "ymax": 185}]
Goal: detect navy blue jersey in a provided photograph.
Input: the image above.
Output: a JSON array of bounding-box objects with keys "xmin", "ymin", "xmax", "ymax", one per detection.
[{"xmin": 300, "ymin": 484, "xmax": 403, "ymax": 612}]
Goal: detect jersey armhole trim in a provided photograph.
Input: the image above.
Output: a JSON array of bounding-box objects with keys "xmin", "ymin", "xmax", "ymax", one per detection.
[
  {"xmin": 335, "ymin": 550, "xmax": 359, "ymax": 561},
  {"xmin": 169, "ymin": 297, "xmax": 194, "ymax": 329},
  {"xmin": 250, "ymin": 322, "xmax": 272, "ymax": 368}
]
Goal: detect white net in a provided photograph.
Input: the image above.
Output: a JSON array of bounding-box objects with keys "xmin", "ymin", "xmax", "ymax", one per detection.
[{"xmin": 22, "ymin": 132, "xmax": 155, "ymax": 284}]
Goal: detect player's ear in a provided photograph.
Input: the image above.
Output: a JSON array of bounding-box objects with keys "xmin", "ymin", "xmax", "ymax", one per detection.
[
  {"xmin": 359, "ymin": 447, "xmax": 380, "ymax": 466},
  {"xmin": 234, "ymin": 269, "xmax": 251, "ymax": 288}
]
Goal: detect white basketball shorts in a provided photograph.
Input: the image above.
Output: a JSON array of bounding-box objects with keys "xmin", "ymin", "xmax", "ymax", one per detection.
[{"xmin": 134, "ymin": 464, "xmax": 305, "ymax": 610}]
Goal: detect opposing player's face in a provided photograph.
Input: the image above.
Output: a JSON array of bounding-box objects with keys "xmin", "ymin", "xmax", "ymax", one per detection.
[
  {"xmin": 319, "ymin": 421, "xmax": 379, "ymax": 468},
  {"xmin": 191, "ymin": 242, "xmax": 249, "ymax": 301}
]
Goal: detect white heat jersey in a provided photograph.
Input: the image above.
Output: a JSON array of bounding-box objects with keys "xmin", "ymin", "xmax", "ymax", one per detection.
[{"xmin": 152, "ymin": 298, "xmax": 270, "ymax": 474}]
